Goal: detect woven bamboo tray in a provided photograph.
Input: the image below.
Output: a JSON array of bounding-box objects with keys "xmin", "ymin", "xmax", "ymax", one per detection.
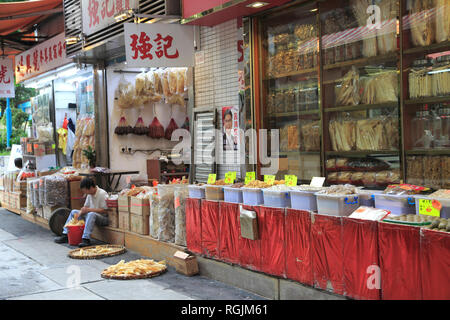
[
  {"xmin": 101, "ymin": 267, "xmax": 167, "ymax": 280},
  {"xmin": 68, "ymin": 244, "xmax": 126, "ymax": 260}
]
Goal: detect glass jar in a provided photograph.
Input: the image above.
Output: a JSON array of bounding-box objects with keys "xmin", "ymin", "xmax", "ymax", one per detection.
[
  {"xmin": 412, "ymin": 111, "xmax": 423, "ymax": 149},
  {"xmin": 440, "ymin": 108, "xmax": 450, "ymax": 148},
  {"xmin": 422, "ymin": 110, "xmax": 433, "ymax": 149}
]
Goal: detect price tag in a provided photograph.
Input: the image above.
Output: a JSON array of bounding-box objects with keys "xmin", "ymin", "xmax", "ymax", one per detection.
[
  {"xmin": 245, "ymin": 172, "xmax": 256, "ymax": 184},
  {"xmin": 52, "ymin": 144, "xmax": 56, "ymax": 149},
  {"xmin": 264, "ymin": 175, "xmax": 275, "ymax": 185},
  {"xmin": 207, "ymin": 174, "xmax": 217, "ymax": 185},
  {"xmin": 419, "ymin": 199, "xmax": 441, "ymax": 217},
  {"xmin": 285, "ymin": 175, "xmax": 298, "ymax": 186},
  {"xmin": 224, "ymin": 172, "xmax": 235, "ymax": 184},
  {"xmin": 310, "ymin": 177, "xmax": 325, "ymax": 188}
]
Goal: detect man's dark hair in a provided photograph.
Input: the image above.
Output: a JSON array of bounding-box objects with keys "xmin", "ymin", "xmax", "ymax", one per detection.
[
  {"xmin": 14, "ymin": 158, "xmax": 23, "ymax": 169},
  {"xmin": 223, "ymin": 109, "xmax": 232, "ymax": 120},
  {"xmin": 80, "ymin": 177, "xmax": 96, "ymax": 190}
]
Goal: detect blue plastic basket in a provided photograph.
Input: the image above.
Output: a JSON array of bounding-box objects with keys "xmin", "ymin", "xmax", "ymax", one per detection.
[
  {"xmin": 223, "ymin": 187, "xmax": 243, "ymax": 203},
  {"xmin": 262, "ymin": 189, "xmax": 290, "ymax": 208},
  {"xmin": 242, "ymin": 188, "xmax": 264, "ymax": 206},
  {"xmin": 188, "ymin": 185, "xmax": 205, "ymax": 199}
]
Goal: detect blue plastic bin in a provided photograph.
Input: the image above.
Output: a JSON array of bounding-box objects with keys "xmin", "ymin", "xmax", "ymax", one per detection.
[
  {"xmin": 223, "ymin": 187, "xmax": 243, "ymax": 203},
  {"xmin": 262, "ymin": 189, "xmax": 290, "ymax": 208},
  {"xmin": 188, "ymin": 185, "xmax": 205, "ymax": 199},
  {"xmin": 242, "ymin": 188, "xmax": 264, "ymax": 206}
]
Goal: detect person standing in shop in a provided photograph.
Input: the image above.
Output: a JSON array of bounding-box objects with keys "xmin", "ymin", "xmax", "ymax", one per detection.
[
  {"xmin": 223, "ymin": 109, "xmax": 238, "ymax": 151},
  {"xmin": 54, "ymin": 177, "xmax": 109, "ymax": 247}
]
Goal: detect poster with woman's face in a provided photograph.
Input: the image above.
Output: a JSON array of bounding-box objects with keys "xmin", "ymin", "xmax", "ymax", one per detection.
[{"xmin": 222, "ymin": 106, "xmax": 239, "ymax": 151}]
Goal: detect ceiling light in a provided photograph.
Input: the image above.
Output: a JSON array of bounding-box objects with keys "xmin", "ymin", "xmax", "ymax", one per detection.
[
  {"xmin": 246, "ymin": 2, "xmax": 269, "ymax": 9},
  {"xmin": 65, "ymin": 36, "xmax": 79, "ymax": 45},
  {"xmin": 310, "ymin": 8, "xmax": 318, "ymax": 12},
  {"xmin": 114, "ymin": 9, "xmax": 134, "ymax": 22}
]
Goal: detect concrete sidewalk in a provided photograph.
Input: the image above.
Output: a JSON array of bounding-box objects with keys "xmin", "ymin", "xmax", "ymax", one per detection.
[{"xmin": 0, "ymin": 209, "xmax": 266, "ymax": 300}]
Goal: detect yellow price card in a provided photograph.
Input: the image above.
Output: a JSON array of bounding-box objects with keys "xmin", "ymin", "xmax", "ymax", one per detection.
[
  {"xmin": 285, "ymin": 175, "xmax": 298, "ymax": 186},
  {"xmin": 245, "ymin": 172, "xmax": 255, "ymax": 184},
  {"xmin": 419, "ymin": 199, "xmax": 441, "ymax": 217},
  {"xmin": 224, "ymin": 172, "xmax": 236, "ymax": 184},
  {"xmin": 207, "ymin": 174, "xmax": 217, "ymax": 185},
  {"xmin": 264, "ymin": 175, "xmax": 275, "ymax": 185}
]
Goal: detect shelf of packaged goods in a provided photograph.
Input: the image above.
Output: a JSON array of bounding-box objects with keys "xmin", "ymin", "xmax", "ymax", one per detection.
[
  {"xmin": 325, "ymin": 150, "xmax": 400, "ymax": 157},
  {"xmin": 264, "ymin": 67, "xmax": 318, "ymax": 81},
  {"xmin": 323, "ymin": 52, "xmax": 398, "ymax": 71},
  {"xmin": 404, "ymin": 96, "xmax": 450, "ymax": 105},
  {"xmin": 405, "ymin": 149, "xmax": 450, "ymax": 156},
  {"xmin": 324, "ymin": 102, "xmax": 398, "ymax": 113},
  {"xmin": 279, "ymin": 151, "xmax": 320, "ymax": 156},
  {"xmin": 267, "ymin": 110, "xmax": 320, "ymax": 118},
  {"xmin": 403, "ymin": 40, "xmax": 450, "ymax": 55}
]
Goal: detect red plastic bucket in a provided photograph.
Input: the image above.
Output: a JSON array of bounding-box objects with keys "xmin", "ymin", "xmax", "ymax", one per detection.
[{"xmin": 67, "ymin": 225, "xmax": 85, "ymax": 245}]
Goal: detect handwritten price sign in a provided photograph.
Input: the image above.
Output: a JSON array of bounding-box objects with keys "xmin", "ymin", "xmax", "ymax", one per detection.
[
  {"xmin": 245, "ymin": 172, "xmax": 255, "ymax": 184},
  {"xmin": 224, "ymin": 172, "xmax": 236, "ymax": 184},
  {"xmin": 419, "ymin": 199, "xmax": 441, "ymax": 217},
  {"xmin": 264, "ymin": 175, "xmax": 275, "ymax": 185},
  {"xmin": 207, "ymin": 174, "xmax": 216, "ymax": 185},
  {"xmin": 285, "ymin": 175, "xmax": 297, "ymax": 186}
]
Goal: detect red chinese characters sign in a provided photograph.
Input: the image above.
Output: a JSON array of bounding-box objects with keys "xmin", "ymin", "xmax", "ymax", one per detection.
[
  {"xmin": 82, "ymin": 0, "xmax": 138, "ymax": 35},
  {"xmin": 0, "ymin": 57, "xmax": 14, "ymax": 98},
  {"xmin": 15, "ymin": 33, "xmax": 71, "ymax": 83},
  {"xmin": 124, "ymin": 23, "xmax": 194, "ymax": 67}
]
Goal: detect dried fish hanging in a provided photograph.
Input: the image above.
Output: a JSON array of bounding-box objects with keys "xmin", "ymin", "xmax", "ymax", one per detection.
[
  {"xmin": 436, "ymin": 0, "xmax": 450, "ymax": 43},
  {"xmin": 352, "ymin": 0, "xmax": 378, "ymax": 57},
  {"xmin": 409, "ymin": 0, "xmax": 435, "ymax": 47},
  {"xmin": 376, "ymin": 0, "xmax": 397, "ymax": 54}
]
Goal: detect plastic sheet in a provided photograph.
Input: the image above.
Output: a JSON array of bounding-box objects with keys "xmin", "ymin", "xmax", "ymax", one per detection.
[
  {"xmin": 218, "ymin": 202, "xmax": 240, "ymax": 264},
  {"xmin": 285, "ymin": 209, "xmax": 313, "ymax": 286},
  {"xmin": 44, "ymin": 175, "xmax": 68, "ymax": 206},
  {"xmin": 259, "ymin": 206, "xmax": 286, "ymax": 277},
  {"xmin": 38, "ymin": 177, "xmax": 45, "ymax": 207},
  {"xmin": 32, "ymin": 179, "xmax": 41, "ymax": 208},
  {"xmin": 201, "ymin": 200, "xmax": 220, "ymax": 258},
  {"xmin": 185, "ymin": 198, "xmax": 202, "ymax": 254},
  {"xmin": 27, "ymin": 179, "xmax": 36, "ymax": 214},
  {"xmin": 420, "ymin": 229, "xmax": 450, "ymax": 300},
  {"xmin": 378, "ymin": 222, "xmax": 422, "ymax": 300},
  {"xmin": 239, "ymin": 205, "xmax": 262, "ymax": 271},
  {"xmin": 149, "ymin": 193, "xmax": 160, "ymax": 239},
  {"xmin": 311, "ymin": 214, "xmax": 345, "ymax": 295},
  {"xmin": 174, "ymin": 185, "xmax": 188, "ymax": 246},
  {"xmin": 157, "ymin": 185, "xmax": 175, "ymax": 242},
  {"xmin": 343, "ymin": 218, "xmax": 380, "ymax": 300}
]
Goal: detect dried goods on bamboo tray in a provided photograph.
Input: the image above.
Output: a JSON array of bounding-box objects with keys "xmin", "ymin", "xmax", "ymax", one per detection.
[{"xmin": 101, "ymin": 259, "xmax": 167, "ymax": 279}]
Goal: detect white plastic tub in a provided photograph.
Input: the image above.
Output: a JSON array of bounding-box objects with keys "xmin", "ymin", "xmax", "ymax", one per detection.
[
  {"xmin": 315, "ymin": 193, "xmax": 360, "ymax": 217},
  {"xmin": 414, "ymin": 195, "xmax": 450, "ymax": 219},
  {"xmin": 223, "ymin": 187, "xmax": 243, "ymax": 203},
  {"xmin": 188, "ymin": 185, "xmax": 205, "ymax": 199},
  {"xmin": 357, "ymin": 190, "xmax": 383, "ymax": 207},
  {"xmin": 262, "ymin": 189, "xmax": 290, "ymax": 208},
  {"xmin": 242, "ymin": 188, "xmax": 264, "ymax": 206},
  {"xmin": 374, "ymin": 193, "xmax": 416, "ymax": 216},
  {"xmin": 290, "ymin": 190, "xmax": 318, "ymax": 211}
]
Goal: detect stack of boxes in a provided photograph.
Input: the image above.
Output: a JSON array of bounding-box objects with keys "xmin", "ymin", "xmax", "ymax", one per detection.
[
  {"xmin": 129, "ymin": 197, "xmax": 150, "ymax": 235},
  {"xmin": 118, "ymin": 194, "xmax": 130, "ymax": 231}
]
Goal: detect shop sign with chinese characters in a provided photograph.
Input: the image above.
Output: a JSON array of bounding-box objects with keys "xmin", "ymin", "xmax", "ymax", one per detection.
[
  {"xmin": 124, "ymin": 23, "xmax": 195, "ymax": 67},
  {"xmin": 14, "ymin": 33, "xmax": 71, "ymax": 83},
  {"xmin": 82, "ymin": 0, "xmax": 138, "ymax": 35},
  {"xmin": 0, "ymin": 57, "xmax": 14, "ymax": 98}
]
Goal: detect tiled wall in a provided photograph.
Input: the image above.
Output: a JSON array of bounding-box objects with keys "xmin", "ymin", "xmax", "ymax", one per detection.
[{"xmin": 194, "ymin": 19, "xmax": 242, "ymax": 179}]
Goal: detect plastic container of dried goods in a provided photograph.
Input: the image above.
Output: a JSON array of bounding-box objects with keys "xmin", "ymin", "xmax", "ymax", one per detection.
[
  {"xmin": 290, "ymin": 189, "xmax": 318, "ymax": 211},
  {"xmin": 241, "ymin": 188, "xmax": 264, "ymax": 206},
  {"xmin": 414, "ymin": 195, "xmax": 450, "ymax": 219},
  {"xmin": 374, "ymin": 193, "xmax": 416, "ymax": 216},
  {"xmin": 205, "ymin": 185, "xmax": 224, "ymax": 201},
  {"xmin": 262, "ymin": 189, "xmax": 290, "ymax": 208},
  {"xmin": 315, "ymin": 193, "xmax": 360, "ymax": 217},
  {"xmin": 357, "ymin": 190, "xmax": 383, "ymax": 207},
  {"xmin": 188, "ymin": 185, "xmax": 205, "ymax": 199},
  {"xmin": 223, "ymin": 187, "xmax": 243, "ymax": 203}
]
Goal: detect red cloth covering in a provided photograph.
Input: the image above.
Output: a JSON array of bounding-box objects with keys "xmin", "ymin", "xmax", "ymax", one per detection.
[
  {"xmin": 218, "ymin": 202, "xmax": 240, "ymax": 264},
  {"xmin": 259, "ymin": 206, "xmax": 286, "ymax": 277},
  {"xmin": 285, "ymin": 209, "xmax": 313, "ymax": 286},
  {"xmin": 420, "ymin": 229, "xmax": 450, "ymax": 300},
  {"xmin": 185, "ymin": 198, "xmax": 202, "ymax": 254},
  {"xmin": 342, "ymin": 218, "xmax": 380, "ymax": 300},
  {"xmin": 239, "ymin": 205, "xmax": 262, "ymax": 271},
  {"xmin": 201, "ymin": 200, "xmax": 220, "ymax": 258},
  {"xmin": 378, "ymin": 222, "xmax": 422, "ymax": 300},
  {"xmin": 311, "ymin": 214, "xmax": 345, "ymax": 295}
]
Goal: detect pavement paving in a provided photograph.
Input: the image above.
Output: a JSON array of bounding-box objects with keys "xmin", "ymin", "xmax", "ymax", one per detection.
[{"xmin": 0, "ymin": 208, "xmax": 266, "ymax": 300}]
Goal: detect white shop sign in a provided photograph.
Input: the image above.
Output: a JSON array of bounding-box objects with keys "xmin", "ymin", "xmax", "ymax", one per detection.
[
  {"xmin": 124, "ymin": 23, "xmax": 195, "ymax": 67},
  {"xmin": 14, "ymin": 33, "xmax": 71, "ymax": 83},
  {"xmin": 0, "ymin": 57, "xmax": 15, "ymax": 98},
  {"xmin": 82, "ymin": 0, "xmax": 138, "ymax": 36}
]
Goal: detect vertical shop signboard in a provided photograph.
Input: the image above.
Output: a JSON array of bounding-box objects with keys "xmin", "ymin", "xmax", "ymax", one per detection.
[
  {"xmin": 82, "ymin": 0, "xmax": 139, "ymax": 35},
  {"xmin": 124, "ymin": 23, "xmax": 195, "ymax": 67},
  {"xmin": 0, "ymin": 57, "xmax": 14, "ymax": 98},
  {"xmin": 14, "ymin": 33, "xmax": 71, "ymax": 83}
]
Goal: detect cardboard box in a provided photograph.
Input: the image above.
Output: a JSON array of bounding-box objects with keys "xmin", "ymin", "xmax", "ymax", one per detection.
[
  {"xmin": 172, "ymin": 251, "xmax": 199, "ymax": 276},
  {"xmin": 11, "ymin": 192, "xmax": 27, "ymax": 209},
  {"xmin": 130, "ymin": 213, "xmax": 149, "ymax": 235},
  {"xmin": 43, "ymin": 205, "xmax": 60, "ymax": 220},
  {"xmin": 69, "ymin": 180, "xmax": 84, "ymax": 210},
  {"xmin": 118, "ymin": 211, "xmax": 130, "ymax": 231},
  {"xmin": 118, "ymin": 195, "xmax": 130, "ymax": 213},
  {"xmin": 38, "ymin": 169, "xmax": 59, "ymax": 177},
  {"xmin": 279, "ymin": 158, "xmax": 289, "ymax": 171},
  {"xmin": 107, "ymin": 208, "xmax": 119, "ymax": 228},
  {"xmin": 13, "ymin": 181, "xmax": 27, "ymax": 193},
  {"xmin": 129, "ymin": 197, "xmax": 150, "ymax": 216}
]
